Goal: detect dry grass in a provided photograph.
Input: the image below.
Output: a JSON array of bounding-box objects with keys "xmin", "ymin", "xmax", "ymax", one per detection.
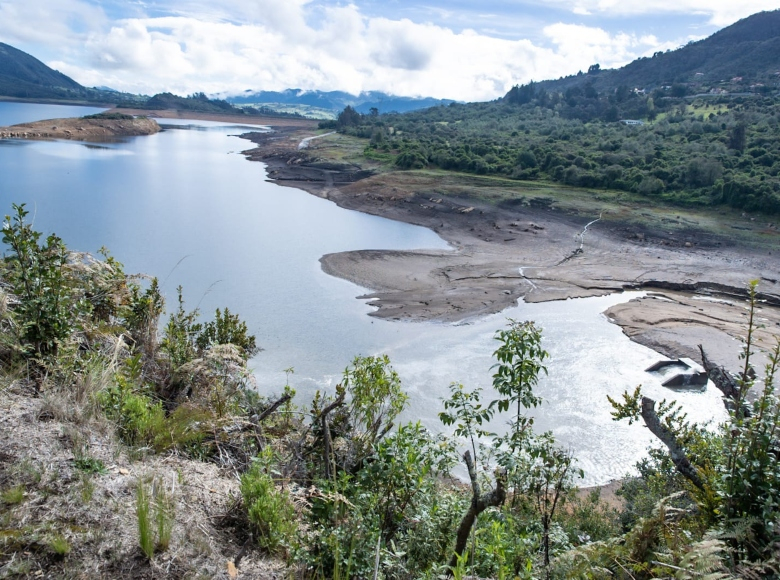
[{"xmin": 0, "ymin": 383, "xmax": 284, "ymax": 579}]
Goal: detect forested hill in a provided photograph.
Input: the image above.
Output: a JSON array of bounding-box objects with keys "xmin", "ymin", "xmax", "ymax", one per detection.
[
  {"xmin": 528, "ymin": 10, "xmax": 780, "ymax": 96},
  {"xmin": 0, "ymin": 42, "xmax": 87, "ymax": 100},
  {"xmin": 332, "ymin": 11, "xmax": 780, "ymax": 215}
]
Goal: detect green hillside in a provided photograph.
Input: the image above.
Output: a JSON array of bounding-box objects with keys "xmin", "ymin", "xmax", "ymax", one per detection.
[
  {"xmin": 0, "ymin": 42, "xmax": 87, "ymax": 100},
  {"xmin": 535, "ymin": 10, "xmax": 780, "ymax": 94},
  {"xmin": 331, "ymin": 11, "xmax": 780, "ymax": 215}
]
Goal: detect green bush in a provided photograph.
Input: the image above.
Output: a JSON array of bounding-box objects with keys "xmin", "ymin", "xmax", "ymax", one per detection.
[
  {"xmin": 241, "ymin": 452, "xmax": 298, "ymax": 555},
  {"xmin": 1, "ymin": 203, "xmax": 80, "ymax": 358}
]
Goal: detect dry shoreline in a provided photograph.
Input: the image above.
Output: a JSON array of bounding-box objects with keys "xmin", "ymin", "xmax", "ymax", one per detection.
[
  {"xmin": 238, "ymin": 126, "xmax": 780, "ymax": 372},
  {"xmin": 0, "ymin": 116, "xmax": 160, "ymax": 140}
]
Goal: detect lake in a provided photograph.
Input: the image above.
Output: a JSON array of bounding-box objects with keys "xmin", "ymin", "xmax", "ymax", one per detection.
[{"xmin": 0, "ymin": 102, "xmax": 727, "ymax": 484}]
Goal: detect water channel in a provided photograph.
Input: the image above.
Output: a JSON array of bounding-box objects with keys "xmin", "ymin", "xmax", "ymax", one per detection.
[{"xmin": 0, "ymin": 102, "xmax": 727, "ymax": 484}]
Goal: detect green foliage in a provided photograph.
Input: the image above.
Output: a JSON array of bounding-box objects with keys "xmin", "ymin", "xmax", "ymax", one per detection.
[
  {"xmin": 1, "ymin": 485, "xmax": 25, "ymax": 505},
  {"xmin": 136, "ymin": 481, "xmax": 155, "ymax": 559},
  {"xmin": 357, "ymin": 422, "xmax": 456, "ymax": 545},
  {"xmin": 610, "ymin": 282, "xmax": 780, "ymax": 569},
  {"xmin": 195, "ymin": 306, "xmax": 258, "ymax": 359},
  {"xmin": 136, "ymin": 478, "xmax": 176, "ymax": 559},
  {"xmin": 338, "ymin": 94, "xmax": 780, "ymax": 214},
  {"xmin": 161, "ymin": 286, "xmax": 201, "ymax": 369},
  {"xmin": 1, "ymin": 203, "xmax": 80, "ymax": 358},
  {"xmin": 439, "ymin": 382, "xmax": 495, "ymax": 458},
  {"xmin": 491, "ymin": 320, "xmax": 547, "ymax": 439},
  {"xmin": 162, "ymin": 288, "xmax": 258, "ymax": 370},
  {"xmin": 241, "ymin": 450, "xmax": 298, "ymax": 556},
  {"xmin": 124, "ymin": 277, "xmax": 164, "ymax": 355}
]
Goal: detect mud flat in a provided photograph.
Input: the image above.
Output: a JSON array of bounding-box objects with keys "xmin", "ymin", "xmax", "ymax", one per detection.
[
  {"xmin": 240, "ymin": 127, "xmax": 780, "ymax": 367},
  {"xmin": 0, "ymin": 116, "xmax": 161, "ymax": 140}
]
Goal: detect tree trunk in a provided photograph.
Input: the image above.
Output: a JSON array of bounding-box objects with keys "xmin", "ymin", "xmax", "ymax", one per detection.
[
  {"xmin": 640, "ymin": 397, "xmax": 704, "ymax": 490},
  {"xmin": 448, "ymin": 451, "xmax": 506, "ymax": 570}
]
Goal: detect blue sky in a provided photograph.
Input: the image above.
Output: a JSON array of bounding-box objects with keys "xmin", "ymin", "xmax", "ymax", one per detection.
[{"xmin": 1, "ymin": 0, "xmax": 779, "ymax": 101}]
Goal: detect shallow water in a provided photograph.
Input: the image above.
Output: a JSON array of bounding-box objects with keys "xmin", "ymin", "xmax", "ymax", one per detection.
[{"xmin": 0, "ymin": 102, "xmax": 727, "ymax": 484}]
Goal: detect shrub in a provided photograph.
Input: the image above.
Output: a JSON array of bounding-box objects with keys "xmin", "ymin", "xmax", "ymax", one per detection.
[
  {"xmin": 1, "ymin": 203, "xmax": 79, "ymax": 358},
  {"xmin": 241, "ymin": 451, "xmax": 298, "ymax": 555}
]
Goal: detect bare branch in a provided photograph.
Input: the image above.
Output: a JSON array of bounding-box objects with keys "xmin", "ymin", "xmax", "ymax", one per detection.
[
  {"xmin": 641, "ymin": 397, "xmax": 705, "ymax": 490},
  {"xmin": 699, "ymin": 344, "xmax": 751, "ymax": 418}
]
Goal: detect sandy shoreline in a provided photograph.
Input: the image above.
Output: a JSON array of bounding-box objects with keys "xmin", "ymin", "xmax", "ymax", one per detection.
[{"xmin": 237, "ymin": 126, "xmax": 780, "ymax": 373}]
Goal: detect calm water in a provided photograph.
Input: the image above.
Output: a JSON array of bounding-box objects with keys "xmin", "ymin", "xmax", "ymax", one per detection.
[{"xmin": 0, "ymin": 102, "xmax": 727, "ymax": 484}]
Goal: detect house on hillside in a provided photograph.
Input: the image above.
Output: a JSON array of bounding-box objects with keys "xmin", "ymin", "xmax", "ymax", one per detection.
[{"xmin": 620, "ymin": 119, "xmax": 645, "ymax": 126}]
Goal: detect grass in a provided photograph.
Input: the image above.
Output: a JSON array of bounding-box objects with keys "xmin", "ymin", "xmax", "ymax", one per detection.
[
  {"xmin": 1, "ymin": 485, "xmax": 25, "ymax": 505},
  {"xmin": 136, "ymin": 477, "xmax": 176, "ymax": 559},
  {"xmin": 136, "ymin": 481, "xmax": 155, "ymax": 559},
  {"xmin": 49, "ymin": 533, "xmax": 71, "ymax": 556}
]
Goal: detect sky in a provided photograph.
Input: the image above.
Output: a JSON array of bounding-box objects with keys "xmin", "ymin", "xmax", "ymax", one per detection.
[{"xmin": 1, "ymin": 0, "xmax": 779, "ymax": 102}]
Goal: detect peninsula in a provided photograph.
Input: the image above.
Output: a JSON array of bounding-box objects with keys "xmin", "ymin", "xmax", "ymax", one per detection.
[{"xmin": 0, "ymin": 113, "xmax": 160, "ymax": 141}]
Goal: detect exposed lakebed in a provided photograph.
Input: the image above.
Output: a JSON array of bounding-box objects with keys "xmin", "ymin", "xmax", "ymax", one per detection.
[{"xmin": 0, "ymin": 102, "xmax": 727, "ymax": 484}]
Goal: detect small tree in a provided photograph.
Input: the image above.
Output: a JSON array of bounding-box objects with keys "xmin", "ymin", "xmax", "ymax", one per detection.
[{"xmin": 1, "ymin": 203, "xmax": 78, "ymax": 359}]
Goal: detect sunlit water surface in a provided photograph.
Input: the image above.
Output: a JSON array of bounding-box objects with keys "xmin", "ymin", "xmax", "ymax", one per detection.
[{"xmin": 0, "ymin": 102, "xmax": 727, "ymax": 484}]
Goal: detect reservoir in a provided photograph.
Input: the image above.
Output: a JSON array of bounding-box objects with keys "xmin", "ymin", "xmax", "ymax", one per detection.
[{"xmin": 0, "ymin": 102, "xmax": 726, "ymax": 484}]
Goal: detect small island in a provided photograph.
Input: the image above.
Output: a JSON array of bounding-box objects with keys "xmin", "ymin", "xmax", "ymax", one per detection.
[{"xmin": 0, "ymin": 112, "xmax": 160, "ymax": 140}]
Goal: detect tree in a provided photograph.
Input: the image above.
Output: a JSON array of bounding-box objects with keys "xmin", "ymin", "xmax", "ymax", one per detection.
[
  {"xmin": 337, "ymin": 105, "xmax": 361, "ymax": 128},
  {"xmin": 1, "ymin": 203, "xmax": 77, "ymax": 359},
  {"xmin": 491, "ymin": 320, "xmax": 547, "ymax": 456}
]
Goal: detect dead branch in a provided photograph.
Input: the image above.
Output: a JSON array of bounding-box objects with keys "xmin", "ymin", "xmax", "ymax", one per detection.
[
  {"xmin": 255, "ymin": 393, "xmax": 293, "ymax": 423},
  {"xmin": 641, "ymin": 397, "xmax": 705, "ymax": 490},
  {"xmin": 699, "ymin": 344, "xmax": 750, "ymax": 417}
]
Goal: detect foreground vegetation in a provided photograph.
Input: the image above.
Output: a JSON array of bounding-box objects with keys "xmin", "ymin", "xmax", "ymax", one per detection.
[{"xmin": 1, "ymin": 203, "xmax": 779, "ymax": 578}]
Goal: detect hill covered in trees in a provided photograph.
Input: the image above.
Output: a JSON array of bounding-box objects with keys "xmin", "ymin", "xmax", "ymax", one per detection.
[
  {"xmin": 330, "ymin": 11, "xmax": 780, "ymax": 215},
  {"xmin": 533, "ymin": 9, "xmax": 780, "ymax": 96},
  {"xmin": 0, "ymin": 42, "xmax": 88, "ymax": 100}
]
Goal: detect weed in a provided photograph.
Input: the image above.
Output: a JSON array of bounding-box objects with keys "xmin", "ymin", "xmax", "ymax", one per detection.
[
  {"xmin": 137, "ymin": 481, "xmax": 154, "ymax": 559},
  {"xmin": 1, "ymin": 485, "xmax": 25, "ymax": 505},
  {"xmin": 79, "ymin": 473, "xmax": 95, "ymax": 503},
  {"xmin": 155, "ymin": 482, "xmax": 175, "ymax": 552},
  {"xmin": 241, "ymin": 451, "xmax": 298, "ymax": 555},
  {"xmin": 49, "ymin": 533, "xmax": 71, "ymax": 556},
  {"xmin": 74, "ymin": 456, "xmax": 106, "ymax": 474},
  {"xmin": 136, "ymin": 476, "xmax": 176, "ymax": 558}
]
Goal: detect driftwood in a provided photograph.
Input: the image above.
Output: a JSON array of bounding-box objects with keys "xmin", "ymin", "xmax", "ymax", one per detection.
[
  {"xmin": 640, "ymin": 397, "xmax": 705, "ymax": 490},
  {"xmin": 448, "ymin": 450, "xmax": 506, "ymax": 570}
]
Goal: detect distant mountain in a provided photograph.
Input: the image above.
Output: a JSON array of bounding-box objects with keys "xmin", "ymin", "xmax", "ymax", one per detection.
[
  {"xmin": 524, "ymin": 10, "xmax": 780, "ymax": 96},
  {"xmin": 0, "ymin": 42, "xmax": 87, "ymax": 99},
  {"xmin": 226, "ymin": 89, "xmax": 456, "ymax": 117}
]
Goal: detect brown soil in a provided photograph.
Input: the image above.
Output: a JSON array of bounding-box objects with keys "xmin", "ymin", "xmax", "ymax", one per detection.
[
  {"xmin": 238, "ymin": 127, "xmax": 780, "ymax": 368},
  {"xmin": 0, "ymin": 117, "xmax": 161, "ymax": 141},
  {"xmin": 0, "ymin": 384, "xmax": 283, "ymax": 579}
]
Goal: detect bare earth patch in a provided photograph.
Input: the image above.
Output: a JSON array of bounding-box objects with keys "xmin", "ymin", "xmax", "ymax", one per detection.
[{"xmin": 0, "ymin": 385, "xmax": 283, "ymax": 579}]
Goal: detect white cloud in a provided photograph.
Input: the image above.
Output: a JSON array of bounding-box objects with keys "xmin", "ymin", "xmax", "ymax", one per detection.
[
  {"xmin": 36, "ymin": 1, "xmax": 674, "ymax": 101},
  {"xmin": 542, "ymin": 23, "xmax": 662, "ymax": 69},
  {"xmin": 11, "ymin": 0, "xmax": 760, "ymax": 101},
  {"xmin": 551, "ymin": 0, "xmax": 780, "ymax": 26}
]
